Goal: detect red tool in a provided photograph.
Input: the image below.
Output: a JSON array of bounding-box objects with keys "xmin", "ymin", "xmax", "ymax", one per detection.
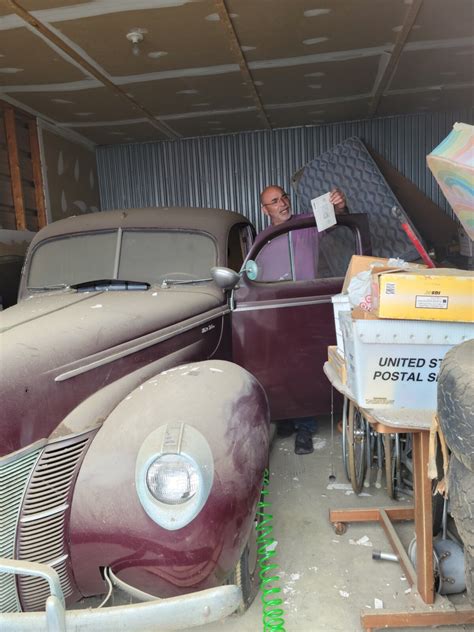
[{"xmin": 391, "ymin": 206, "xmax": 436, "ymax": 268}]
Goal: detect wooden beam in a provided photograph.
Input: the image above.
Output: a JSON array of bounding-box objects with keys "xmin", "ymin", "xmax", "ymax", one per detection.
[
  {"xmin": 412, "ymin": 431, "xmax": 434, "ymax": 604},
  {"xmin": 378, "ymin": 508, "xmax": 416, "ymax": 587},
  {"xmin": 329, "ymin": 506, "xmax": 414, "ymax": 524},
  {"xmin": 214, "ymin": 0, "xmax": 271, "ymax": 130},
  {"xmin": 28, "ymin": 118, "xmax": 47, "ymax": 229},
  {"xmin": 7, "ymin": 0, "xmax": 179, "ymax": 140},
  {"xmin": 4, "ymin": 105, "xmax": 26, "ymax": 230},
  {"xmin": 368, "ymin": 0, "xmax": 424, "ymax": 117},
  {"xmin": 362, "ymin": 606, "xmax": 474, "ymax": 631}
]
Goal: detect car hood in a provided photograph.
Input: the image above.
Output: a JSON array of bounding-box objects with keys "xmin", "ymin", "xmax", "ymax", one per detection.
[
  {"xmin": 0, "ymin": 286, "xmax": 222, "ymax": 336},
  {"xmin": 0, "ymin": 285, "xmax": 224, "ymax": 456}
]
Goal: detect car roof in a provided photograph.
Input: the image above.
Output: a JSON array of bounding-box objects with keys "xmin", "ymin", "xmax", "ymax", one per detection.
[
  {"xmin": 35, "ymin": 207, "xmax": 250, "ymax": 236},
  {"xmin": 29, "ymin": 207, "xmax": 252, "ymax": 262}
]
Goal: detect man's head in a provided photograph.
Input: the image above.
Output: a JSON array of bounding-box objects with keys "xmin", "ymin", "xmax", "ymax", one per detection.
[{"xmin": 260, "ymin": 185, "xmax": 292, "ymax": 226}]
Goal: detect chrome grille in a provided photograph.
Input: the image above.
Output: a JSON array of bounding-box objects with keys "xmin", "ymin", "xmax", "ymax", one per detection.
[
  {"xmin": 0, "ymin": 446, "xmax": 42, "ymax": 613},
  {"xmin": 17, "ymin": 436, "xmax": 91, "ymax": 611}
]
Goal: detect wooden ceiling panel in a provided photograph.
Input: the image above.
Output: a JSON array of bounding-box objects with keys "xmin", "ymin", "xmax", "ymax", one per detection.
[
  {"xmin": 226, "ymin": 0, "xmax": 406, "ymax": 61},
  {"xmin": 1, "ymin": 0, "xmax": 472, "ymax": 144},
  {"xmin": 390, "ymin": 47, "xmax": 474, "ymax": 91},
  {"xmin": 67, "ymin": 121, "xmax": 168, "ymax": 145},
  {"xmin": 14, "ymin": 1, "xmax": 91, "ymax": 10},
  {"xmin": 166, "ymin": 109, "xmax": 263, "ymax": 138},
  {"xmin": 378, "ymin": 85, "xmax": 474, "ymax": 117},
  {"xmin": 54, "ymin": 3, "xmax": 235, "ymax": 77},
  {"xmin": 0, "ymin": 25, "xmax": 87, "ymax": 84},
  {"xmin": 267, "ymin": 100, "xmax": 370, "ymax": 129},
  {"xmin": 5, "ymin": 86, "xmax": 144, "ymax": 123},
  {"xmin": 126, "ymin": 73, "xmax": 253, "ymax": 116},
  {"xmin": 405, "ymin": 0, "xmax": 474, "ymax": 41},
  {"xmin": 252, "ymin": 57, "xmax": 379, "ymax": 106}
]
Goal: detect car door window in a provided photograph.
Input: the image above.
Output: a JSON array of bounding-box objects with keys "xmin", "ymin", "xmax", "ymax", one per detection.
[{"xmin": 254, "ymin": 224, "xmax": 356, "ymax": 282}]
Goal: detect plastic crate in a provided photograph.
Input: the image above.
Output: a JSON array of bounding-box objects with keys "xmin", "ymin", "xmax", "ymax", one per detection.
[{"xmin": 340, "ymin": 312, "xmax": 474, "ymax": 409}]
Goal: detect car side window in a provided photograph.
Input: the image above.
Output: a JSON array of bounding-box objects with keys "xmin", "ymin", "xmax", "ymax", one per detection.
[{"xmin": 254, "ymin": 224, "xmax": 356, "ymax": 282}]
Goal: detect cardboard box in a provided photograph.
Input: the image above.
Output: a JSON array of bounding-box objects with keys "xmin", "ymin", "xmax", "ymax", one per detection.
[
  {"xmin": 372, "ymin": 268, "xmax": 474, "ymax": 323},
  {"xmin": 327, "ymin": 345, "xmax": 347, "ymax": 385},
  {"xmin": 342, "ymin": 255, "xmax": 391, "ymax": 292},
  {"xmin": 342, "ymin": 255, "xmax": 425, "ymax": 312},
  {"xmin": 340, "ymin": 310, "xmax": 474, "ymax": 409}
]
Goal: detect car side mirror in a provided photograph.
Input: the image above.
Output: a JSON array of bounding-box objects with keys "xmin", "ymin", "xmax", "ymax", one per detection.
[{"xmin": 211, "ymin": 261, "xmax": 258, "ymax": 290}]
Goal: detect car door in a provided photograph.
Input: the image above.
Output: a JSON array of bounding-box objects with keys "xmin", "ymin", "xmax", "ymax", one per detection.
[{"xmin": 231, "ymin": 213, "xmax": 371, "ymax": 420}]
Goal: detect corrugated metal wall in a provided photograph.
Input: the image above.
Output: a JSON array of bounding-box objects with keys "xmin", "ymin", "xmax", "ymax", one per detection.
[{"xmin": 97, "ymin": 110, "xmax": 473, "ymax": 233}]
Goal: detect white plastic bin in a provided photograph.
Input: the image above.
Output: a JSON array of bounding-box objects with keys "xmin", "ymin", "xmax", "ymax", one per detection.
[
  {"xmin": 331, "ymin": 293, "xmax": 351, "ymax": 355},
  {"xmin": 340, "ymin": 311, "xmax": 474, "ymax": 409}
]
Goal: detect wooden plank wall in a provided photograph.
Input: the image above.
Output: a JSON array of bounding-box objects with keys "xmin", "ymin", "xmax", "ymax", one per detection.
[{"xmin": 0, "ymin": 101, "xmax": 46, "ymax": 232}]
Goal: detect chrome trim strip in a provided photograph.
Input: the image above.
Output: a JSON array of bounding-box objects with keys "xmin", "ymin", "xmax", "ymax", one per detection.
[
  {"xmin": 20, "ymin": 503, "xmax": 69, "ymax": 524},
  {"xmin": 55, "ymin": 307, "xmax": 230, "ymax": 382},
  {"xmin": 234, "ymin": 296, "xmax": 332, "ymax": 312}
]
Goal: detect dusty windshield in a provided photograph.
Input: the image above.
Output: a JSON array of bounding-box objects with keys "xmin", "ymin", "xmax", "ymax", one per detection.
[{"xmin": 27, "ymin": 229, "xmax": 217, "ymax": 290}]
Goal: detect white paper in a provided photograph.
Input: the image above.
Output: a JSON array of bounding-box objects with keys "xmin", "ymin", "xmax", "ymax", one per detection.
[{"xmin": 311, "ymin": 192, "xmax": 336, "ymax": 232}]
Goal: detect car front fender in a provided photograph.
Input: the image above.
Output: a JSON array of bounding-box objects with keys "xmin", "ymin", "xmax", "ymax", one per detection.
[{"xmin": 68, "ymin": 359, "xmax": 270, "ymax": 600}]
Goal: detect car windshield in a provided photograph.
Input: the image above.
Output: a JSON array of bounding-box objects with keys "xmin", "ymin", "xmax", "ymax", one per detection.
[{"xmin": 27, "ymin": 229, "xmax": 217, "ymax": 290}]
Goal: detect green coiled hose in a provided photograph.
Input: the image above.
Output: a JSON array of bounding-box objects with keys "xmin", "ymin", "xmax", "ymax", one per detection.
[{"xmin": 256, "ymin": 469, "xmax": 286, "ymax": 632}]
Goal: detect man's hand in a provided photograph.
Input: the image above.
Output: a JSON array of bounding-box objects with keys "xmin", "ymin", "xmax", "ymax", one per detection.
[{"xmin": 329, "ymin": 188, "xmax": 347, "ymax": 214}]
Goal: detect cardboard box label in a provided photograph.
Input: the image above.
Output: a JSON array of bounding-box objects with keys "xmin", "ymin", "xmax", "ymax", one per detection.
[{"xmin": 415, "ymin": 295, "xmax": 449, "ymax": 309}]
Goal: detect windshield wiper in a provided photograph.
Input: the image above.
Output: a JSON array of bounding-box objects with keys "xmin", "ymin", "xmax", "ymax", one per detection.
[
  {"xmin": 160, "ymin": 277, "xmax": 212, "ymax": 288},
  {"xmin": 72, "ymin": 279, "xmax": 150, "ymax": 292}
]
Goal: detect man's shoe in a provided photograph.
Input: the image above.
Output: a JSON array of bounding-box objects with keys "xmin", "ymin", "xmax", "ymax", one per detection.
[
  {"xmin": 277, "ymin": 421, "xmax": 295, "ymax": 438},
  {"xmin": 294, "ymin": 430, "xmax": 314, "ymax": 455}
]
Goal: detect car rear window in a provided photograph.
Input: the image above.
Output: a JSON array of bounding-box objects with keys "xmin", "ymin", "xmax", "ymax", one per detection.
[{"xmin": 27, "ymin": 229, "xmax": 217, "ymax": 289}]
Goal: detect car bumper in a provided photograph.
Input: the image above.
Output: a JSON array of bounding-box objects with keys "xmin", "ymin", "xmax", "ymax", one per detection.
[{"xmin": 0, "ymin": 558, "xmax": 242, "ymax": 631}]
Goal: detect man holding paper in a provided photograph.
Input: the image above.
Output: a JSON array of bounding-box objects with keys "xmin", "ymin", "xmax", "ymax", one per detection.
[
  {"xmin": 261, "ymin": 185, "xmax": 346, "ymax": 227},
  {"xmin": 256, "ymin": 185, "xmax": 347, "ymax": 282},
  {"xmin": 255, "ymin": 184, "xmax": 348, "ymax": 453}
]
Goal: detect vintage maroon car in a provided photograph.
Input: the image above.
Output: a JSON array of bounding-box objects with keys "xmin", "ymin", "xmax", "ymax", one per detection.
[{"xmin": 0, "ymin": 206, "xmax": 369, "ymax": 630}]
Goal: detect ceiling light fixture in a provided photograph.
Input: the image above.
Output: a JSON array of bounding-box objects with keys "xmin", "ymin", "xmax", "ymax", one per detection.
[{"xmin": 126, "ymin": 28, "xmax": 145, "ymax": 56}]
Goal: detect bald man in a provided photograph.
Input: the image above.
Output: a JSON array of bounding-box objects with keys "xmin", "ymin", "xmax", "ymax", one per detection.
[{"xmin": 257, "ymin": 184, "xmax": 348, "ymax": 453}]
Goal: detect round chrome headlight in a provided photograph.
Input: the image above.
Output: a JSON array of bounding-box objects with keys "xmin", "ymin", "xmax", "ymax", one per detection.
[
  {"xmin": 136, "ymin": 423, "xmax": 214, "ymax": 530},
  {"xmin": 146, "ymin": 454, "xmax": 199, "ymax": 505}
]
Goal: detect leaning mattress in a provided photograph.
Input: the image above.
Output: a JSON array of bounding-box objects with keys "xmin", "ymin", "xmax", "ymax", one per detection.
[{"xmin": 294, "ymin": 136, "xmax": 422, "ymax": 260}]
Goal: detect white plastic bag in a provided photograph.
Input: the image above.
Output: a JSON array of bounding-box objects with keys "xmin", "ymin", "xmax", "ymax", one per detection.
[{"xmin": 347, "ymin": 258, "xmax": 410, "ymax": 310}]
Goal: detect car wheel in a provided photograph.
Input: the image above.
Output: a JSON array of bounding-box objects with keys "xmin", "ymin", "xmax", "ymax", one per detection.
[
  {"xmin": 438, "ymin": 340, "xmax": 474, "ymax": 472},
  {"xmin": 448, "ymin": 455, "xmax": 474, "ymax": 604},
  {"xmin": 228, "ymin": 522, "xmax": 259, "ymax": 614}
]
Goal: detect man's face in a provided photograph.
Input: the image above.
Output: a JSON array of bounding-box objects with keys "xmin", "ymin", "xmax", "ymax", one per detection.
[{"xmin": 261, "ymin": 187, "xmax": 292, "ymax": 226}]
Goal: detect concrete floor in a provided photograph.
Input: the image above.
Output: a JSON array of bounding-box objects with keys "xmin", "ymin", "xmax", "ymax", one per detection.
[{"xmin": 191, "ymin": 419, "xmax": 473, "ymax": 632}]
